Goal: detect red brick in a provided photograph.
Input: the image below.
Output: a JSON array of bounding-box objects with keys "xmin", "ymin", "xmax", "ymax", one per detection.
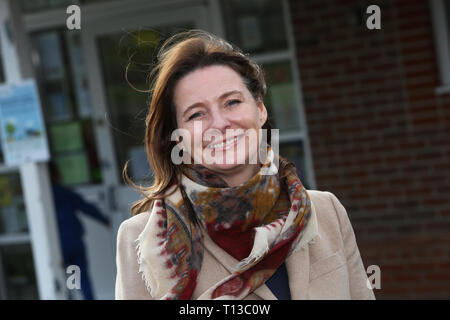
[
  {"xmin": 412, "ymin": 116, "xmax": 441, "ymax": 126},
  {"xmin": 385, "ymin": 155, "xmax": 410, "ymax": 164},
  {"xmin": 290, "ymin": 1, "xmax": 449, "ymax": 299},
  {"xmin": 399, "ymin": 28, "xmax": 431, "ymax": 44},
  {"xmin": 434, "ymin": 162, "xmax": 450, "ymax": 171},
  {"xmin": 415, "ymin": 152, "xmax": 443, "ymax": 161},
  {"xmin": 403, "ymin": 56, "xmax": 435, "ymax": 68},
  {"xmin": 328, "ymin": 56, "xmax": 352, "ymax": 65},
  {"xmin": 374, "ymin": 62, "xmax": 399, "ymax": 71},
  {"xmin": 397, "ymin": 14, "xmax": 430, "ymax": 30},
  {"xmin": 423, "ymin": 198, "xmax": 449, "ymax": 206},
  {"xmin": 406, "ymin": 78, "xmax": 438, "ymax": 90},
  {"xmin": 405, "ymin": 186, "xmax": 433, "ymax": 196},
  {"xmin": 401, "ymin": 44, "xmax": 434, "ymax": 57}
]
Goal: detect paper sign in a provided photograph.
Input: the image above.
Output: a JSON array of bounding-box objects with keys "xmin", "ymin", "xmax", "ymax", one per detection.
[{"xmin": 0, "ymin": 80, "xmax": 50, "ymax": 165}]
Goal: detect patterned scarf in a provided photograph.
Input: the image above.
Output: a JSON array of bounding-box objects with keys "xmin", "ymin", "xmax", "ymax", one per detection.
[{"xmin": 136, "ymin": 148, "xmax": 312, "ymax": 299}]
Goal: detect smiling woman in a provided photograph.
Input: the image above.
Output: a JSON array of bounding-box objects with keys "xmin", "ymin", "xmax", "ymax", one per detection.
[
  {"xmin": 116, "ymin": 30, "xmax": 375, "ymax": 300},
  {"xmin": 173, "ymin": 65, "xmax": 267, "ymax": 186}
]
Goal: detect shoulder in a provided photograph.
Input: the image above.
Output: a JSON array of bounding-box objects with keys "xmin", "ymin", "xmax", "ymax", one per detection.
[
  {"xmin": 115, "ymin": 210, "xmax": 154, "ymax": 300},
  {"xmin": 306, "ymin": 189, "xmax": 347, "ymax": 222},
  {"xmin": 306, "ymin": 189, "xmax": 341, "ymax": 210},
  {"xmin": 305, "ymin": 189, "xmax": 350, "ymax": 251},
  {"xmin": 117, "ymin": 211, "xmax": 151, "ymax": 245},
  {"xmin": 306, "ymin": 190, "xmax": 345, "ymax": 219},
  {"xmin": 307, "ymin": 189, "xmax": 352, "ymax": 233},
  {"xmin": 305, "ymin": 189, "xmax": 328, "ymax": 206}
]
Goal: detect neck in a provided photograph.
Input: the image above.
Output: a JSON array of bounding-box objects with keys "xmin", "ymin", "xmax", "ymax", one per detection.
[{"xmin": 215, "ymin": 164, "xmax": 261, "ymax": 187}]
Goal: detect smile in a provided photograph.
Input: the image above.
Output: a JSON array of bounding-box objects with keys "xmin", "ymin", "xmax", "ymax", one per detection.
[{"xmin": 206, "ymin": 135, "xmax": 243, "ymax": 150}]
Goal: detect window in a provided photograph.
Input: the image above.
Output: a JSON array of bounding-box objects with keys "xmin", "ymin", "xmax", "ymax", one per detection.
[
  {"xmin": 0, "ymin": 243, "xmax": 39, "ymax": 299},
  {"xmin": 30, "ymin": 29, "xmax": 102, "ymax": 185},
  {"xmin": 220, "ymin": 0, "xmax": 288, "ymax": 54},
  {"xmin": 0, "ymin": 173, "xmax": 38, "ymax": 299},
  {"xmin": 431, "ymin": 0, "xmax": 450, "ymax": 93},
  {"xmin": 263, "ymin": 61, "xmax": 302, "ymax": 133},
  {"xmin": 220, "ymin": 0, "xmax": 313, "ymax": 187}
]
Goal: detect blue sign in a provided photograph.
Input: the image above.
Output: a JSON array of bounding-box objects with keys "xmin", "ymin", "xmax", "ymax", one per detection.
[{"xmin": 0, "ymin": 80, "xmax": 50, "ymax": 165}]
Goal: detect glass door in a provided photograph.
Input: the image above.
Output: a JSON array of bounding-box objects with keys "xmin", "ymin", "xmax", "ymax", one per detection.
[
  {"xmin": 80, "ymin": 4, "xmax": 208, "ymax": 297},
  {"xmin": 83, "ymin": 5, "xmax": 208, "ymax": 215}
]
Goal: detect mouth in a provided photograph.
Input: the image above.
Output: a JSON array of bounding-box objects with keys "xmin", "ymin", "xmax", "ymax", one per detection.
[{"xmin": 205, "ymin": 135, "xmax": 244, "ymax": 150}]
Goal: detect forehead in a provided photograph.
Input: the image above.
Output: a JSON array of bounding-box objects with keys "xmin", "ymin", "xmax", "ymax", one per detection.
[{"xmin": 173, "ymin": 65, "xmax": 247, "ymax": 107}]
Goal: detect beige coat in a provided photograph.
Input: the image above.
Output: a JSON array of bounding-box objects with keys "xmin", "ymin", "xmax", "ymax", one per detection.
[{"xmin": 115, "ymin": 189, "xmax": 376, "ymax": 300}]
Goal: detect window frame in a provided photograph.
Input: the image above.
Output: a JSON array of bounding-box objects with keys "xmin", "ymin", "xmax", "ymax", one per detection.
[
  {"xmin": 243, "ymin": 0, "xmax": 317, "ymax": 189},
  {"xmin": 430, "ymin": 0, "xmax": 450, "ymax": 94}
]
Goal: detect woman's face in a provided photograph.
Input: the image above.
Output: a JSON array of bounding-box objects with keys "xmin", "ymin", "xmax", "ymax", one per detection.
[{"xmin": 173, "ymin": 64, "xmax": 267, "ymax": 174}]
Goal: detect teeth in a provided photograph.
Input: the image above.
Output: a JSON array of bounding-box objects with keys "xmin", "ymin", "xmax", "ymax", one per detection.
[{"xmin": 207, "ymin": 135, "xmax": 242, "ymax": 149}]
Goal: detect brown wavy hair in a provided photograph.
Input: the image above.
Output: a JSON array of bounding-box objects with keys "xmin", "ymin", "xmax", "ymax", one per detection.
[{"xmin": 123, "ymin": 30, "xmax": 295, "ymax": 216}]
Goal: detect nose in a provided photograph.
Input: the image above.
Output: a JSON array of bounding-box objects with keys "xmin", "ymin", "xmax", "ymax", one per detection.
[{"xmin": 209, "ymin": 109, "xmax": 231, "ymax": 133}]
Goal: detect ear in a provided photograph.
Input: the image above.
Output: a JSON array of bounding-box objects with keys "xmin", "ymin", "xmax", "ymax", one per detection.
[{"xmin": 257, "ymin": 98, "xmax": 268, "ymax": 126}]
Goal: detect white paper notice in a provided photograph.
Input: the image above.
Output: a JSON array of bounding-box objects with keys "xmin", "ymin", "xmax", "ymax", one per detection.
[{"xmin": 0, "ymin": 80, "xmax": 50, "ymax": 165}]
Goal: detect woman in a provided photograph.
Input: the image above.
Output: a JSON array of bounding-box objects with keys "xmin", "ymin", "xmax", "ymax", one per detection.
[{"xmin": 115, "ymin": 30, "xmax": 375, "ymax": 300}]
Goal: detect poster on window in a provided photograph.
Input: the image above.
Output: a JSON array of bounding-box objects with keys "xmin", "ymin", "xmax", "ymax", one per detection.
[
  {"xmin": 238, "ymin": 15, "xmax": 262, "ymax": 50},
  {"xmin": 0, "ymin": 79, "xmax": 50, "ymax": 166}
]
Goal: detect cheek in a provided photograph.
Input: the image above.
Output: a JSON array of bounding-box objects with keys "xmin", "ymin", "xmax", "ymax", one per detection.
[
  {"xmin": 177, "ymin": 126, "xmax": 203, "ymax": 154},
  {"xmin": 237, "ymin": 107, "xmax": 262, "ymax": 129}
]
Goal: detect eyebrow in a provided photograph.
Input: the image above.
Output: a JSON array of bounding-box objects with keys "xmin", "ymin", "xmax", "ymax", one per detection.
[{"xmin": 182, "ymin": 90, "xmax": 243, "ymax": 118}]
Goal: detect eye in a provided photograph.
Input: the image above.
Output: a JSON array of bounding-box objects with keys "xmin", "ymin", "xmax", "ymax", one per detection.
[
  {"xmin": 188, "ymin": 112, "xmax": 203, "ymax": 121},
  {"xmin": 227, "ymin": 99, "xmax": 241, "ymax": 107}
]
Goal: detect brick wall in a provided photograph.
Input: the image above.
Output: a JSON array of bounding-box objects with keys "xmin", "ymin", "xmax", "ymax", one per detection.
[{"xmin": 289, "ymin": 0, "xmax": 450, "ymax": 299}]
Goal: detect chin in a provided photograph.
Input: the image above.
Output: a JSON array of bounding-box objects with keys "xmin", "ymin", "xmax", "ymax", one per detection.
[
  {"xmin": 205, "ymin": 148, "xmax": 250, "ymax": 170},
  {"xmin": 205, "ymin": 162, "xmax": 245, "ymax": 173}
]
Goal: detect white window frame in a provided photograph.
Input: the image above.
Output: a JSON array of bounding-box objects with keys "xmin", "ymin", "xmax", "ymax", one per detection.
[
  {"xmin": 257, "ymin": 0, "xmax": 317, "ymax": 189},
  {"xmin": 211, "ymin": 0, "xmax": 317, "ymax": 189},
  {"xmin": 431, "ymin": 0, "xmax": 450, "ymax": 94}
]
